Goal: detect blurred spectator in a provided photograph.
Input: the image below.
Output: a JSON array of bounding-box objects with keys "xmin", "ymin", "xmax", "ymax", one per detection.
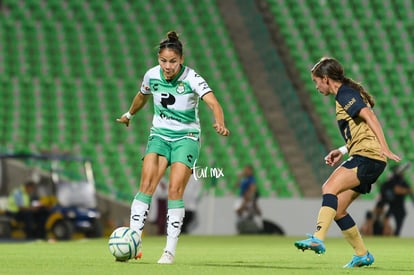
[
  {"xmin": 234, "ymin": 164, "xmax": 263, "ymax": 234},
  {"xmin": 6, "ymin": 180, "xmax": 49, "ymax": 239},
  {"xmin": 360, "ymin": 201, "xmax": 393, "ymax": 236},
  {"xmin": 379, "ymin": 163, "xmax": 413, "ymax": 236},
  {"xmin": 234, "ymin": 164, "xmax": 284, "ymax": 235}
]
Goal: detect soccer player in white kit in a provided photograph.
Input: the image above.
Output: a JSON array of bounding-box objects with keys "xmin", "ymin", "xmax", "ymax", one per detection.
[{"xmin": 117, "ymin": 31, "xmax": 230, "ymax": 264}]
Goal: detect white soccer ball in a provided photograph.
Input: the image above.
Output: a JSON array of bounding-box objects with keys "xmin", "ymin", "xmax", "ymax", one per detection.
[{"xmin": 108, "ymin": 227, "xmax": 142, "ymax": 261}]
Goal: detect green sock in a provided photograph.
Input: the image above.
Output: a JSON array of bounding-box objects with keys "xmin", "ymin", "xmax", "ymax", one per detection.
[
  {"xmin": 135, "ymin": 192, "xmax": 152, "ymax": 204},
  {"xmin": 168, "ymin": 199, "xmax": 185, "ymax": 209}
]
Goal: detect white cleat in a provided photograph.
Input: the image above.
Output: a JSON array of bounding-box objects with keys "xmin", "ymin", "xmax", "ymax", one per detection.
[{"xmin": 157, "ymin": 250, "xmax": 174, "ymax": 264}]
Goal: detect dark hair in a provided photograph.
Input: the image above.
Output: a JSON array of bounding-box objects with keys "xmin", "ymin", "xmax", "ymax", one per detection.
[
  {"xmin": 158, "ymin": 31, "xmax": 183, "ymax": 56},
  {"xmin": 24, "ymin": 180, "xmax": 36, "ymax": 187},
  {"xmin": 311, "ymin": 57, "xmax": 375, "ymax": 107}
]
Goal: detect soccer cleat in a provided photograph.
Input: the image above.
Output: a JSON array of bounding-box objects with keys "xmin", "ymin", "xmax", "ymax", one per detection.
[
  {"xmin": 134, "ymin": 251, "xmax": 143, "ymax": 260},
  {"xmin": 134, "ymin": 242, "xmax": 143, "ymax": 260},
  {"xmin": 343, "ymin": 251, "xmax": 374, "ymax": 268},
  {"xmin": 157, "ymin": 250, "xmax": 174, "ymax": 264},
  {"xmin": 294, "ymin": 234, "xmax": 326, "ymax": 254}
]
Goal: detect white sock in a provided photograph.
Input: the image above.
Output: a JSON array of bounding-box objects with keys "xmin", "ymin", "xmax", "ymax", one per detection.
[
  {"xmin": 164, "ymin": 208, "xmax": 185, "ymax": 255},
  {"xmin": 130, "ymin": 199, "xmax": 150, "ymax": 237}
]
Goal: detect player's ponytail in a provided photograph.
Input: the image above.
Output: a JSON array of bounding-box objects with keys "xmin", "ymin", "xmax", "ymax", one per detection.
[
  {"xmin": 342, "ymin": 77, "xmax": 375, "ymax": 107},
  {"xmin": 159, "ymin": 31, "xmax": 183, "ymax": 56},
  {"xmin": 311, "ymin": 57, "xmax": 375, "ymax": 107}
]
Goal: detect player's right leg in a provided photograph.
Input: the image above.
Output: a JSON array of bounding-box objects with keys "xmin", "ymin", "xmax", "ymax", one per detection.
[
  {"xmin": 295, "ymin": 166, "xmax": 361, "ymax": 254},
  {"xmin": 294, "ymin": 193, "xmax": 337, "ymax": 254},
  {"xmin": 130, "ymin": 152, "xmax": 168, "ymax": 259},
  {"xmin": 130, "ymin": 153, "xmax": 167, "ymax": 235},
  {"xmin": 131, "ymin": 136, "xmax": 170, "ymax": 234}
]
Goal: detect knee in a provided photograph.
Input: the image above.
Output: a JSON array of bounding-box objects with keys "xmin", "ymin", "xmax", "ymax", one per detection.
[
  {"xmin": 321, "ymin": 182, "xmax": 329, "ymax": 194},
  {"xmin": 168, "ymin": 185, "xmax": 184, "ymax": 200},
  {"xmin": 321, "ymin": 183, "xmax": 332, "ymax": 194},
  {"xmin": 321, "ymin": 185, "xmax": 340, "ymax": 196}
]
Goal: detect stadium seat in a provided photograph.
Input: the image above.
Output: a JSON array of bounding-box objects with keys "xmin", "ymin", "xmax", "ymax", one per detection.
[
  {"xmin": 0, "ymin": 0, "xmax": 306, "ymax": 200},
  {"xmin": 265, "ymin": 0, "xmax": 414, "ymax": 193}
]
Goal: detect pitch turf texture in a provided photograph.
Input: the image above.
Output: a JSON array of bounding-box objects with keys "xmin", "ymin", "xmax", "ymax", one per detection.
[{"xmin": 1, "ymin": 236, "xmax": 413, "ymax": 274}]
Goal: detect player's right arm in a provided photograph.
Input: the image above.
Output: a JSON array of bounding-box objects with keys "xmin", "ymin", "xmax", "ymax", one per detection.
[
  {"xmin": 116, "ymin": 92, "xmax": 151, "ymax": 127},
  {"xmin": 324, "ymin": 145, "xmax": 348, "ymax": 166},
  {"xmin": 324, "ymin": 148, "xmax": 344, "ymax": 166},
  {"xmin": 117, "ymin": 71, "xmax": 153, "ymax": 127}
]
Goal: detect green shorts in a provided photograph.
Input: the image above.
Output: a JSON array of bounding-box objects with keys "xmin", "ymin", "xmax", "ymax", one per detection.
[{"xmin": 145, "ymin": 135, "xmax": 200, "ymax": 168}]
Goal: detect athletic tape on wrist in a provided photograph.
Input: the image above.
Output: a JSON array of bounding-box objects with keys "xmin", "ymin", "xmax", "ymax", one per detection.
[
  {"xmin": 124, "ymin": 111, "xmax": 132, "ymax": 120},
  {"xmin": 338, "ymin": 145, "xmax": 348, "ymax": 155}
]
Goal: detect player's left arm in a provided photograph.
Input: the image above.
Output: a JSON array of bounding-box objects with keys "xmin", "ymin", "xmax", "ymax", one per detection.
[
  {"xmin": 358, "ymin": 107, "xmax": 401, "ymax": 161},
  {"xmin": 202, "ymin": 92, "xmax": 230, "ymax": 136}
]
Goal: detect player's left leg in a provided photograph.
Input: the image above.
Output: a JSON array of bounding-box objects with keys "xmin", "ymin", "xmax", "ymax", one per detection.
[
  {"xmin": 158, "ymin": 162, "xmax": 192, "ymax": 264},
  {"xmin": 335, "ymin": 190, "xmax": 374, "ymax": 267},
  {"xmin": 335, "ymin": 190, "xmax": 367, "ymax": 254},
  {"xmin": 340, "ymin": 156, "xmax": 385, "ymax": 267},
  {"xmin": 158, "ymin": 138, "xmax": 198, "ymax": 264}
]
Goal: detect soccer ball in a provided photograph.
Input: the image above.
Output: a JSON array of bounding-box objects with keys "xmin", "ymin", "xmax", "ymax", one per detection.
[{"xmin": 108, "ymin": 227, "xmax": 142, "ymax": 261}]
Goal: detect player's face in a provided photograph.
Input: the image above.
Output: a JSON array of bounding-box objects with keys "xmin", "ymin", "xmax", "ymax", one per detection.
[
  {"xmin": 158, "ymin": 49, "xmax": 183, "ymax": 80},
  {"xmin": 311, "ymin": 74, "xmax": 330, "ymax": 96}
]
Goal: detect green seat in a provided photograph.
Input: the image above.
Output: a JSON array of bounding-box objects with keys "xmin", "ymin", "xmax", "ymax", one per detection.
[{"xmin": 0, "ymin": 0, "xmax": 302, "ymax": 200}]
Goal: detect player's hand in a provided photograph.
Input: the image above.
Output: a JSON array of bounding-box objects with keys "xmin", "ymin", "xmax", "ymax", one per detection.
[
  {"xmin": 213, "ymin": 123, "xmax": 230, "ymax": 136},
  {"xmin": 381, "ymin": 149, "xmax": 401, "ymax": 162},
  {"xmin": 324, "ymin": 149, "xmax": 343, "ymax": 166},
  {"xmin": 116, "ymin": 115, "xmax": 130, "ymax": 127}
]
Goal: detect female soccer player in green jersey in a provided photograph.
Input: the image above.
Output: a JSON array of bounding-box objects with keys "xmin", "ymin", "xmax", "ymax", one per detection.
[
  {"xmin": 117, "ymin": 31, "xmax": 229, "ymax": 264},
  {"xmin": 294, "ymin": 57, "xmax": 400, "ymax": 268}
]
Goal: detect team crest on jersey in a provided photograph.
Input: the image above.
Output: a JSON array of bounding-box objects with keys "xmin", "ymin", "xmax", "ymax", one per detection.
[{"xmin": 176, "ymin": 82, "xmax": 185, "ymax": 94}]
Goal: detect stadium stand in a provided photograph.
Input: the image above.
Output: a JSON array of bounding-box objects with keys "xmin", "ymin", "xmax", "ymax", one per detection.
[
  {"xmin": 265, "ymin": 0, "xmax": 414, "ymax": 197},
  {"xmin": 0, "ymin": 0, "xmax": 300, "ymax": 200}
]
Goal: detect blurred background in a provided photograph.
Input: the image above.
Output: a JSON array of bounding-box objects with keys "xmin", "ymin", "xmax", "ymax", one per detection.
[{"xmin": 1, "ymin": 0, "xmax": 413, "ymax": 238}]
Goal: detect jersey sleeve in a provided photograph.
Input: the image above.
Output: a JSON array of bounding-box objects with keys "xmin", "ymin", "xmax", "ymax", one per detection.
[
  {"xmin": 190, "ymin": 70, "xmax": 212, "ymax": 98},
  {"xmin": 336, "ymin": 87, "xmax": 367, "ymax": 118},
  {"xmin": 140, "ymin": 71, "xmax": 152, "ymax": 95}
]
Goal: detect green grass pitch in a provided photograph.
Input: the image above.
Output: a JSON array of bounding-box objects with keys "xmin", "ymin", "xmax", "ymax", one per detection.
[{"xmin": 1, "ymin": 235, "xmax": 413, "ymax": 274}]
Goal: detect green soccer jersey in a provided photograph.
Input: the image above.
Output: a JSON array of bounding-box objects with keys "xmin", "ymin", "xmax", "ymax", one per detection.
[{"xmin": 140, "ymin": 65, "xmax": 212, "ymax": 141}]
